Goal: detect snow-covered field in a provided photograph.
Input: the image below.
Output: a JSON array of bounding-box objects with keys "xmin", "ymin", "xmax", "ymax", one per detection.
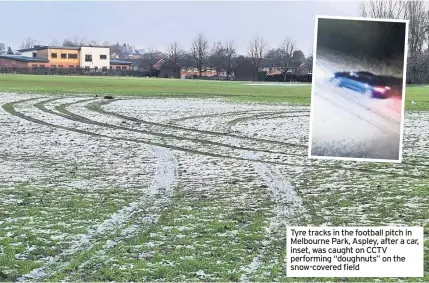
[{"xmin": 0, "ymin": 93, "xmax": 428, "ymax": 281}]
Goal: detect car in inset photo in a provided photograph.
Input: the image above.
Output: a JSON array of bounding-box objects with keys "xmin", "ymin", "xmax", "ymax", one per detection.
[{"xmin": 329, "ymin": 71, "xmax": 392, "ymax": 98}]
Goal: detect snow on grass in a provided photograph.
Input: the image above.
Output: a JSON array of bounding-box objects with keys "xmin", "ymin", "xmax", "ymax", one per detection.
[{"xmin": 0, "ymin": 93, "xmax": 428, "ymax": 281}]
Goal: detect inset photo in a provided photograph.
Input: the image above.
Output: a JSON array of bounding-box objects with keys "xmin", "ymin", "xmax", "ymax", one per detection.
[{"xmin": 308, "ymin": 16, "xmax": 408, "ymax": 163}]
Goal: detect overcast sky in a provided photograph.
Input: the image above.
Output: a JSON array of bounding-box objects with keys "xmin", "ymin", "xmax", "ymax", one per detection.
[{"xmin": 0, "ymin": 1, "xmax": 362, "ymax": 56}]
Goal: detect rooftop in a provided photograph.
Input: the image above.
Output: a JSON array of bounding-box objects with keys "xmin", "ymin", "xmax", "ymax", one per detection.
[
  {"xmin": 0, "ymin": 55, "xmax": 50, "ymax": 63},
  {"xmin": 17, "ymin": 45, "xmax": 107, "ymax": 52},
  {"xmin": 110, "ymin": 59, "xmax": 133, "ymax": 65}
]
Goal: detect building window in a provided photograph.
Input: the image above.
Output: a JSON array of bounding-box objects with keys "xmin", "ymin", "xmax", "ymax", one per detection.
[
  {"xmin": 61, "ymin": 53, "xmax": 67, "ymax": 59},
  {"xmin": 32, "ymin": 52, "xmax": 37, "ymax": 58},
  {"xmin": 100, "ymin": 54, "xmax": 107, "ymax": 60},
  {"xmin": 102, "ymin": 67, "xmax": 107, "ymax": 71},
  {"xmin": 51, "ymin": 53, "xmax": 57, "ymax": 58},
  {"xmin": 58, "ymin": 65, "xmax": 63, "ymax": 68},
  {"xmin": 110, "ymin": 66, "xmax": 112, "ymax": 69},
  {"xmin": 85, "ymin": 66, "xmax": 90, "ymax": 70},
  {"xmin": 95, "ymin": 67, "xmax": 98, "ymax": 72},
  {"xmin": 122, "ymin": 66, "xmax": 126, "ymax": 70},
  {"xmin": 39, "ymin": 64, "xmax": 45, "ymax": 68},
  {"xmin": 69, "ymin": 65, "xmax": 75, "ymax": 68},
  {"xmin": 51, "ymin": 65, "xmax": 57, "ymax": 68},
  {"xmin": 85, "ymin": 54, "xmax": 92, "ymax": 62},
  {"xmin": 31, "ymin": 64, "xmax": 37, "ymax": 68},
  {"xmin": 68, "ymin": 54, "xmax": 77, "ymax": 59},
  {"xmin": 116, "ymin": 66, "xmax": 120, "ymax": 70}
]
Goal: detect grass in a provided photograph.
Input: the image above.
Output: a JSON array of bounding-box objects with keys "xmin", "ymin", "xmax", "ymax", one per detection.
[
  {"xmin": 0, "ymin": 74, "xmax": 427, "ymax": 109},
  {"xmin": 0, "ymin": 74, "xmax": 309, "ymax": 104},
  {"xmin": 0, "ymin": 184, "xmax": 141, "ymax": 282},
  {"xmin": 0, "ymin": 75, "xmax": 428, "ymax": 281}
]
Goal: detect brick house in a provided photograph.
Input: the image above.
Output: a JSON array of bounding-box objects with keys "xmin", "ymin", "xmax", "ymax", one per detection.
[
  {"xmin": 296, "ymin": 61, "xmax": 312, "ymax": 75},
  {"xmin": 158, "ymin": 60, "xmax": 181, "ymax": 78},
  {"xmin": 180, "ymin": 67, "xmax": 218, "ymax": 78},
  {"xmin": 233, "ymin": 59, "xmax": 258, "ymax": 81},
  {"xmin": 0, "ymin": 55, "xmax": 49, "ymax": 68},
  {"xmin": 110, "ymin": 60, "xmax": 133, "ymax": 70}
]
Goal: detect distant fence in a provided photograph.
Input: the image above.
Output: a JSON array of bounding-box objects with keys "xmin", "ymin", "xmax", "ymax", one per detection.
[
  {"xmin": 0, "ymin": 66, "xmax": 314, "ymax": 83},
  {"xmin": 184, "ymin": 75, "xmax": 232, "ymax": 81},
  {"xmin": 266, "ymin": 73, "xmax": 312, "ymax": 83},
  {"xmin": 0, "ymin": 67, "xmax": 155, "ymax": 77}
]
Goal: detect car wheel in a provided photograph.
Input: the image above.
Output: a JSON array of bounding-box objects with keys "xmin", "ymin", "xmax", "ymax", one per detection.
[
  {"xmin": 332, "ymin": 78, "xmax": 341, "ymax": 87},
  {"xmin": 364, "ymin": 90, "xmax": 373, "ymax": 98}
]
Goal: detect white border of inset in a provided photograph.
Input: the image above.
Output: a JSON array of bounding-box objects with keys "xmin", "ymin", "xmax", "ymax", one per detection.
[{"xmin": 307, "ymin": 15, "xmax": 409, "ymax": 163}]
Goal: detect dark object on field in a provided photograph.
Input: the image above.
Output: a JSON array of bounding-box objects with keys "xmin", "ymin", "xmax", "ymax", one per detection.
[
  {"xmin": 329, "ymin": 71, "xmax": 396, "ymax": 99},
  {"xmin": 95, "ymin": 95, "xmax": 99, "ymax": 98},
  {"xmin": 104, "ymin": 95, "xmax": 114, "ymax": 99}
]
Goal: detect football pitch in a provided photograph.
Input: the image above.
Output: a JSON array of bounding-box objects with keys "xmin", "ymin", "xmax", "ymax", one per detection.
[{"xmin": 0, "ymin": 74, "xmax": 428, "ymax": 281}]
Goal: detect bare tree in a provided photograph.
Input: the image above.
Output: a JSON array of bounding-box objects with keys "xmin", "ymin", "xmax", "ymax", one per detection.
[
  {"xmin": 210, "ymin": 41, "xmax": 236, "ymax": 80},
  {"xmin": 168, "ymin": 41, "xmax": 184, "ymax": 77},
  {"xmin": 278, "ymin": 37, "xmax": 296, "ymax": 80},
  {"xmin": 192, "ymin": 33, "xmax": 209, "ymax": 78},
  {"xmin": 72, "ymin": 36, "xmax": 87, "ymax": 47},
  {"xmin": 360, "ymin": 0, "xmax": 406, "ymax": 19},
  {"xmin": 168, "ymin": 41, "xmax": 184, "ymax": 65},
  {"xmin": 403, "ymin": 1, "xmax": 428, "ymax": 56},
  {"xmin": 88, "ymin": 40, "xmax": 99, "ymax": 46},
  {"xmin": 223, "ymin": 41, "xmax": 237, "ymax": 80},
  {"xmin": 0, "ymin": 43, "xmax": 5, "ymax": 54},
  {"xmin": 20, "ymin": 37, "xmax": 38, "ymax": 49},
  {"xmin": 248, "ymin": 35, "xmax": 268, "ymax": 79},
  {"xmin": 63, "ymin": 37, "xmax": 87, "ymax": 47},
  {"xmin": 146, "ymin": 45, "xmax": 158, "ymax": 70},
  {"xmin": 102, "ymin": 41, "xmax": 110, "ymax": 47},
  {"xmin": 210, "ymin": 41, "xmax": 225, "ymax": 72},
  {"xmin": 49, "ymin": 39, "xmax": 60, "ymax": 46},
  {"xmin": 62, "ymin": 39, "xmax": 75, "ymax": 47}
]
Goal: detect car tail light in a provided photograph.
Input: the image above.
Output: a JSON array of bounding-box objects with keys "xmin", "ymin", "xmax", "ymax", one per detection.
[{"xmin": 374, "ymin": 86, "xmax": 389, "ymax": 93}]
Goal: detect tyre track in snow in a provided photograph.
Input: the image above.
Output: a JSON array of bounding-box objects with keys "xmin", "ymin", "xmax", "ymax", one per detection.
[
  {"xmin": 4, "ymin": 97, "xmax": 429, "ymax": 180},
  {"xmin": 205, "ymin": 115, "xmax": 304, "ymax": 281},
  {"xmin": 239, "ymin": 155, "xmax": 305, "ymax": 281},
  {"xmin": 50, "ymin": 99, "xmax": 306, "ymax": 158},
  {"xmin": 170, "ymin": 109, "xmax": 286, "ymax": 124},
  {"xmin": 57, "ymin": 99, "xmax": 429, "ymax": 175},
  {"xmin": 90, "ymin": 99, "xmax": 308, "ymax": 148},
  {"xmin": 61, "ymin": 146, "xmax": 179, "ymax": 280},
  {"xmin": 4, "ymin": 98, "xmax": 310, "ymax": 169},
  {"xmin": 18, "ymin": 144, "xmax": 179, "ymax": 281},
  {"xmin": 87, "ymin": 99, "xmax": 429, "ymax": 155}
]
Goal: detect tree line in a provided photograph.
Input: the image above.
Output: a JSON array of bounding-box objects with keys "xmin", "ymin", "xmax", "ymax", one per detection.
[
  {"xmin": 360, "ymin": 0, "xmax": 429, "ymax": 84},
  {"xmin": 1, "ymin": 0, "xmax": 428, "ymax": 83},
  {"xmin": 0, "ymin": 35, "xmax": 310, "ymax": 80}
]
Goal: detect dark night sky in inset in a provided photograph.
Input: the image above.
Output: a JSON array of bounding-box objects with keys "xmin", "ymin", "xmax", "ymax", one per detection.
[{"xmin": 316, "ymin": 18, "xmax": 407, "ymax": 61}]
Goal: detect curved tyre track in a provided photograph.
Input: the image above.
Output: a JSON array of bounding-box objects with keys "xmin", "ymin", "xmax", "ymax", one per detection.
[
  {"xmin": 170, "ymin": 109, "xmax": 285, "ymax": 124},
  {"xmin": 50, "ymin": 99, "xmax": 305, "ymax": 158},
  {"xmin": 3, "ymin": 98, "xmax": 310, "ymax": 168},
  {"xmin": 55, "ymin": 100, "xmax": 429, "ymax": 176},
  {"xmin": 3, "ymin": 97, "xmax": 429, "ymax": 180},
  {"xmin": 90, "ymin": 99, "xmax": 308, "ymax": 148}
]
